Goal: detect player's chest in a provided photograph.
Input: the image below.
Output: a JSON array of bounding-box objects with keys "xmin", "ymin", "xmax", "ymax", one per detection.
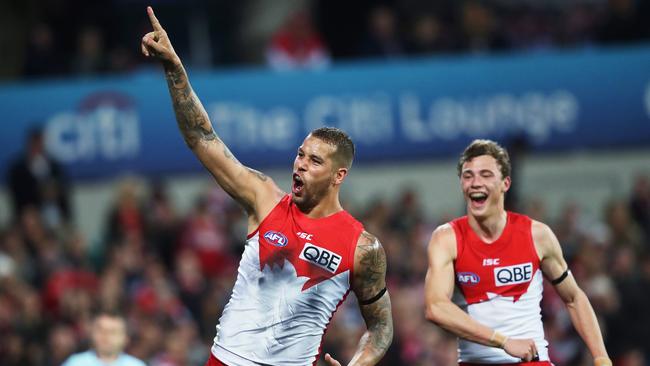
[
  {"xmin": 455, "ymin": 245, "xmax": 538, "ymax": 289},
  {"xmin": 259, "ymin": 221, "xmax": 349, "ymax": 275}
]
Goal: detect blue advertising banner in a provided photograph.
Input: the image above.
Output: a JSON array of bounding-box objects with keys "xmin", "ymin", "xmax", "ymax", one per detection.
[{"xmin": 1, "ymin": 45, "xmax": 649, "ymax": 180}]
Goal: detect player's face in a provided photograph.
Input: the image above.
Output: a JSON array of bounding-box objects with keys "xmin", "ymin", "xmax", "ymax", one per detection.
[
  {"xmin": 292, "ymin": 135, "xmax": 338, "ymax": 209},
  {"xmin": 460, "ymin": 155, "xmax": 510, "ymax": 218},
  {"xmin": 91, "ymin": 315, "xmax": 128, "ymax": 358}
]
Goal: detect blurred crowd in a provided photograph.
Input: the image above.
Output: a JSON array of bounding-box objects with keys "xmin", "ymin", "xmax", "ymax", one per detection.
[
  {"xmin": 0, "ymin": 0, "xmax": 649, "ymax": 79},
  {"xmin": 1, "ymin": 131, "xmax": 650, "ymax": 365}
]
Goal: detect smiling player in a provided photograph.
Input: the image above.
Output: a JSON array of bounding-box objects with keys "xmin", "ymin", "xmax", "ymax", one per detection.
[
  {"xmin": 423, "ymin": 139, "xmax": 611, "ymax": 365},
  {"xmin": 140, "ymin": 6, "xmax": 392, "ymax": 366}
]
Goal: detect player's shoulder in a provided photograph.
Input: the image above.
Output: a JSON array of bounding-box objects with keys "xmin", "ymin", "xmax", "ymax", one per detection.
[
  {"xmin": 425, "ymin": 222, "xmax": 458, "ymax": 258},
  {"xmin": 430, "ymin": 222, "xmax": 457, "ymax": 243},
  {"xmin": 353, "ymin": 230, "xmax": 386, "ymax": 276},
  {"xmin": 530, "ymin": 219, "xmax": 554, "ymax": 240},
  {"xmin": 354, "ymin": 230, "xmax": 386, "ymax": 262},
  {"xmin": 529, "ymin": 219, "xmax": 560, "ymax": 254},
  {"xmin": 356, "ymin": 230, "xmax": 381, "ymax": 247}
]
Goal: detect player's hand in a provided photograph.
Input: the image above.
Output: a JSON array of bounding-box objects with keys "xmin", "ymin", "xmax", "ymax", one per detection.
[
  {"xmin": 141, "ymin": 6, "xmax": 180, "ymax": 66},
  {"xmin": 323, "ymin": 353, "xmax": 342, "ymax": 366},
  {"xmin": 503, "ymin": 338, "xmax": 539, "ymax": 362}
]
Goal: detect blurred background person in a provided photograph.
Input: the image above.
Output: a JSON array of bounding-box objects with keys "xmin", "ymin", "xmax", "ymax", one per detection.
[
  {"xmin": 62, "ymin": 309, "xmax": 146, "ymax": 366},
  {"xmin": 360, "ymin": 6, "xmax": 404, "ymax": 59},
  {"xmin": 266, "ymin": 9, "xmax": 331, "ymax": 70},
  {"xmin": 6, "ymin": 127, "xmax": 70, "ymax": 228}
]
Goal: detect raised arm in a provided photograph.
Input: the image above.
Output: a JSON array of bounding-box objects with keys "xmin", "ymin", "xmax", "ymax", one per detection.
[
  {"xmin": 141, "ymin": 7, "xmax": 282, "ymax": 222},
  {"xmin": 533, "ymin": 221, "xmax": 612, "ymax": 366},
  {"xmin": 325, "ymin": 231, "xmax": 392, "ymax": 366},
  {"xmin": 424, "ymin": 224, "xmax": 538, "ymax": 361}
]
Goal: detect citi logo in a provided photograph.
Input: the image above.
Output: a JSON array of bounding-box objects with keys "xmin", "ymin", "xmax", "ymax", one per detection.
[
  {"xmin": 299, "ymin": 243, "xmax": 341, "ymax": 274},
  {"xmin": 457, "ymin": 272, "xmax": 480, "ymax": 285},
  {"xmin": 263, "ymin": 231, "xmax": 288, "ymax": 247},
  {"xmin": 494, "ymin": 262, "xmax": 533, "ymax": 287}
]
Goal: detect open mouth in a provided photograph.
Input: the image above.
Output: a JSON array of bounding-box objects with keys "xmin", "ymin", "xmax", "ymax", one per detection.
[
  {"xmin": 292, "ymin": 173, "xmax": 304, "ymax": 195},
  {"xmin": 469, "ymin": 192, "xmax": 488, "ymax": 206}
]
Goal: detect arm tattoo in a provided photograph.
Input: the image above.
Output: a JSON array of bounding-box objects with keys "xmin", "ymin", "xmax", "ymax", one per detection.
[
  {"xmin": 247, "ymin": 168, "xmax": 268, "ymax": 182},
  {"xmin": 163, "ymin": 64, "xmax": 270, "ymax": 214},
  {"xmin": 357, "ymin": 233, "xmax": 386, "ymax": 294},
  {"xmin": 165, "ymin": 65, "xmax": 218, "ymax": 149},
  {"xmin": 361, "ymin": 295, "xmax": 393, "ymax": 354},
  {"xmin": 353, "ymin": 232, "xmax": 393, "ymax": 358}
]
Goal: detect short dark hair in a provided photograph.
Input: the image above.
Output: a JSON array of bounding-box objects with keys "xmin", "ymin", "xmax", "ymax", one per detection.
[
  {"xmin": 457, "ymin": 139, "xmax": 511, "ymax": 179},
  {"xmin": 309, "ymin": 127, "xmax": 355, "ymax": 169}
]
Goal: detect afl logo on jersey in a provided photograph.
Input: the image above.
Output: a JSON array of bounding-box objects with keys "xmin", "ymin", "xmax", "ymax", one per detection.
[
  {"xmin": 457, "ymin": 272, "xmax": 480, "ymax": 285},
  {"xmin": 263, "ymin": 231, "xmax": 288, "ymax": 247}
]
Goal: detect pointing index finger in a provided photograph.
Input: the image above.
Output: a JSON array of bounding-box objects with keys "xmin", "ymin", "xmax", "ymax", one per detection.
[{"xmin": 147, "ymin": 6, "xmax": 163, "ymax": 31}]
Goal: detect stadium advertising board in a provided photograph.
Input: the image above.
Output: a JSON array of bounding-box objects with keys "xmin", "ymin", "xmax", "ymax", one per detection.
[{"xmin": 1, "ymin": 46, "xmax": 649, "ymax": 180}]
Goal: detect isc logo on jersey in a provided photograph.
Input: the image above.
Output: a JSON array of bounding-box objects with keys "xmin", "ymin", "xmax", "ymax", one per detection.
[
  {"xmin": 299, "ymin": 243, "xmax": 341, "ymax": 274},
  {"xmin": 263, "ymin": 231, "xmax": 288, "ymax": 247},
  {"xmin": 457, "ymin": 272, "xmax": 480, "ymax": 285},
  {"xmin": 494, "ymin": 262, "xmax": 533, "ymax": 287}
]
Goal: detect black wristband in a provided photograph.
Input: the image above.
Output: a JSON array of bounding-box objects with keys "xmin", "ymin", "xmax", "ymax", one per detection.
[
  {"xmin": 359, "ymin": 287, "xmax": 387, "ymax": 305},
  {"xmin": 551, "ymin": 269, "xmax": 570, "ymax": 285}
]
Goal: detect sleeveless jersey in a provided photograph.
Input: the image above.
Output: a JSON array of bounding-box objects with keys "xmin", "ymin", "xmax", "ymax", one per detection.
[
  {"xmin": 451, "ymin": 212, "xmax": 549, "ymax": 364},
  {"xmin": 212, "ymin": 195, "xmax": 364, "ymax": 366}
]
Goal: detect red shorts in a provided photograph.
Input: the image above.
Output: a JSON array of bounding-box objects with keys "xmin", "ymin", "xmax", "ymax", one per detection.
[
  {"xmin": 204, "ymin": 354, "xmax": 228, "ymax": 366},
  {"xmin": 460, "ymin": 362, "xmax": 552, "ymax": 366}
]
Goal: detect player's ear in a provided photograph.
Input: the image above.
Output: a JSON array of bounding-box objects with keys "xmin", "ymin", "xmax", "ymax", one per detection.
[
  {"xmin": 333, "ymin": 167, "xmax": 348, "ymax": 185},
  {"xmin": 502, "ymin": 176, "xmax": 511, "ymax": 192}
]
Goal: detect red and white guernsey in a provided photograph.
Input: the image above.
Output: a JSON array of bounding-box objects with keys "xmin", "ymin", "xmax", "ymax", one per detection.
[
  {"xmin": 451, "ymin": 212, "xmax": 549, "ymax": 364},
  {"xmin": 212, "ymin": 195, "xmax": 363, "ymax": 366}
]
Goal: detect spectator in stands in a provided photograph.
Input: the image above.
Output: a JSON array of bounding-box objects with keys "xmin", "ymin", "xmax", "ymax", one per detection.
[
  {"xmin": 72, "ymin": 26, "xmax": 107, "ymax": 76},
  {"xmin": 48, "ymin": 323, "xmax": 78, "ymax": 366},
  {"xmin": 23, "ymin": 23, "xmax": 66, "ymax": 77},
  {"xmin": 266, "ymin": 10, "xmax": 330, "ymax": 70},
  {"xmin": 106, "ymin": 177, "xmax": 145, "ymax": 244},
  {"xmin": 360, "ymin": 6, "xmax": 404, "ymax": 59},
  {"xmin": 629, "ymin": 174, "xmax": 650, "ymax": 244},
  {"xmin": 62, "ymin": 309, "xmax": 146, "ymax": 366},
  {"xmin": 605, "ymin": 199, "xmax": 644, "ymax": 252},
  {"xmin": 502, "ymin": 7, "xmax": 553, "ymax": 52},
  {"xmin": 637, "ymin": 254, "xmax": 650, "ymax": 358},
  {"xmin": 144, "ymin": 182, "xmax": 180, "ymax": 270},
  {"xmin": 458, "ymin": 1, "xmax": 510, "ymax": 53},
  {"xmin": 556, "ymin": 4, "xmax": 599, "ymax": 48},
  {"xmin": 6, "ymin": 127, "xmax": 70, "ymax": 226},
  {"xmin": 406, "ymin": 14, "xmax": 453, "ymax": 55},
  {"xmin": 598, "ymin": 0, "xmax": 645, "ymax": 44},
  {"xmin": 179, "ymin": 195, "xmax": 235, "ymax": 278},
  {"xmin": 150, "ymin": 321, "xmax": 208, "ymax": 366}
]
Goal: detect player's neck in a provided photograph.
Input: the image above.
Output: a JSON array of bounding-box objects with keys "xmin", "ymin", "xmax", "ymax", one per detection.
[
  {"xmin": 469, "ymin": 209, "xmax": 507, "ymax": 243},
  {"xmin": 300, "ymin": 192, "xmax": 343, "ymax": 219}
]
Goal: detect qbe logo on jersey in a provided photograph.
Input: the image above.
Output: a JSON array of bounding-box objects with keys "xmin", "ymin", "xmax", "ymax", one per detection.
[
  {"xmin": 494, "ymin": 262, "xmax": 533, "ymax": 287},
  {"xmin": 299, "ymin": 243, "xmax": 341, "ymax": 274}
]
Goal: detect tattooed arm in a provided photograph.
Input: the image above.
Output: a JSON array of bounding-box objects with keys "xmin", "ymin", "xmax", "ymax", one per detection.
[
  {"xmin": 141, "ymin": 7, "xmax": 283, "ymax": 222},
  {"xmin": 326, "ymin": 231, "xmax": 392, "ymax": 366}
]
